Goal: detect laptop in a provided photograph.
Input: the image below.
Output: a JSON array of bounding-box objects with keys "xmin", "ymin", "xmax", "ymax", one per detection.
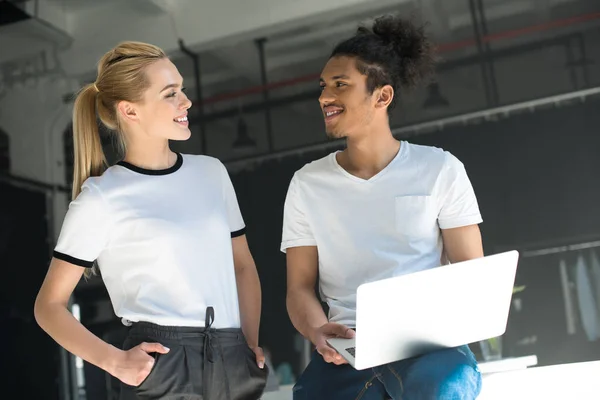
[{"xmin": 326, "ymin": 250, "xmax": 519, "ymax": 370}]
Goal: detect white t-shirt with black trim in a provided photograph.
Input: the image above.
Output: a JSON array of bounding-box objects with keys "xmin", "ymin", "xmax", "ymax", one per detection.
[
  {"xmin": 281, "ymin": 141, "xmax": 483, "ymax": 327},
  {"xmin": 54, "ymin": 153, "xmax": 245, "ymax": 328}
]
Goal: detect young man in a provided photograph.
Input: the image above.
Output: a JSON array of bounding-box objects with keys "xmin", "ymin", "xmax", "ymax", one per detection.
[{"xmin": 281, "ymin": 15, "xmax": 484, "ymax": 399}]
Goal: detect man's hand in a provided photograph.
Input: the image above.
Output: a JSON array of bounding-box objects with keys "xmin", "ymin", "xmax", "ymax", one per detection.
[{"xmin": 311, "ymin": 322, "xmax": 355, "ymax": 365}]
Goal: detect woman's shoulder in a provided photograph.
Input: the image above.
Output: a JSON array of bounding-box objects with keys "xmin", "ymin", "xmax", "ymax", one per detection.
[{"xmin": 180, "ymin": 154, "xmax": 229, "ymax": 176}]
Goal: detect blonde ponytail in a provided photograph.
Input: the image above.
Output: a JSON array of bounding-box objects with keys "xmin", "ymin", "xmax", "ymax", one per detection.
[{"xmin": 71, "ymin": 83, "xmax": 107, "ymax": 200}]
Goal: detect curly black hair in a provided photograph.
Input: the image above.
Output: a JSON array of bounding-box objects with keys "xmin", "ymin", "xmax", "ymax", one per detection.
[{"xmin": 331, "ymin": 14, "xmax": 436, "ymax": 110}]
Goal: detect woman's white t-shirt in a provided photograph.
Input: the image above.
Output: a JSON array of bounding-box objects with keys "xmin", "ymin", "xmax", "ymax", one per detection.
[{"xmin": 54, "ymin": 153, "xmax": 245, "ymax": 328}]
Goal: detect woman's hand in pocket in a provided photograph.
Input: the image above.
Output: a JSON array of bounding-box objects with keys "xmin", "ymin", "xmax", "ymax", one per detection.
[
  {"xmin": 250, "ymin": 346, "xmax": 266, "ymax": 369},
  {"xmin": 108, "ymin": 342, "xmax": 170, "ymax": 386}
]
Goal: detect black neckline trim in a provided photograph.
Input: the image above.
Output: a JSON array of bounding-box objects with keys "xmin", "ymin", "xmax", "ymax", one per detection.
[{"xmin": 117, "ymin": 153, "xmax": 183, "ymax": 176}]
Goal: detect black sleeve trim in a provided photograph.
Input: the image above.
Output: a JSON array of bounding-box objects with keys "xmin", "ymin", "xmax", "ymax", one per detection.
[
  {"xmin": 53, "ymin": 251, "xmax": 95, "ymax": 268},
  {"xmin": 231, "ymin": 227, "xmax": 246, "ymax": 238}
]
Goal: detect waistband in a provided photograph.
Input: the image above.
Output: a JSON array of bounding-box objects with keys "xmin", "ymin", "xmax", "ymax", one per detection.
[
  {"xmin": 128, "ymin": 321, "xmax": 243, "ymax": 341},
  {"xmin": 128, "ymin": 306, "xmax": 244, "ymax": 346}
]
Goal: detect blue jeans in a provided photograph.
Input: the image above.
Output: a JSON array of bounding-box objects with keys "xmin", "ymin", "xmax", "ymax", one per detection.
[{"xmin": 293, "ymin": 345, "xmax": 482, "ymax": 400}]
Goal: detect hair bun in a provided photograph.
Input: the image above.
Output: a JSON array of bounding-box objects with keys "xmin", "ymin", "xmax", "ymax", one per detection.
[
  {"xmin": 368, "ymin": 14, "xmax": 435, "ymax": 89},
  {"xmin": 371, "ymin": 15, "xmax": 427, "ymax": 61}
]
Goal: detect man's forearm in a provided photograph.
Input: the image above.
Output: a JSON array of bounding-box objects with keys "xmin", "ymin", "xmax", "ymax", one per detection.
[
  {"xmin": 287, "ymin": 287, "xmax": 328, "ymax": 344},
  {"xmin": 235, "ymin": 265, "xmax": 262, "ymax": 348}
]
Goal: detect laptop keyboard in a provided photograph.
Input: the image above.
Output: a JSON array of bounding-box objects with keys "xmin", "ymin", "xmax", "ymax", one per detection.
[{"xmin": 346, "ymin": 347, "xmax": 356, "ymax": 357}]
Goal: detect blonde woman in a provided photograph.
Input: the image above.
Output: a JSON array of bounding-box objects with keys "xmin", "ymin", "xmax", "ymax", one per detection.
[{"xmin": 34, "ymin": 41, "xmax": 268, "ymax": 400}]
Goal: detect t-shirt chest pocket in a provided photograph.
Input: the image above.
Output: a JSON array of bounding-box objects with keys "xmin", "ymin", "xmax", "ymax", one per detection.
[{"xmin": 394, "ymin": 195, "xmax": 437, "ymax": 238}]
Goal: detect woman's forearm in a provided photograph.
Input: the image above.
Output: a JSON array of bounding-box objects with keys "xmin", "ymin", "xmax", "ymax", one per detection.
[
  {"xmin": 234, "ymin": 263, "xmax": 262, "ymax": 348},
  {"xmin": 34, "ymin": 300, "xmax": 122, "ymax": 375}
]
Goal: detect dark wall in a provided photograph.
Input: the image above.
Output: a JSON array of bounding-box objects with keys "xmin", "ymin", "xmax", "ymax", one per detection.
[
  {"xmin": 408, "ymin": 102, "xmax": 599, "ymax": 249},
  {"xmin": 0, "ymin": 184, "xmax": 59, "ymax": 399},
  {"xmin": 230, "ymin": 97, "xmax": 600, "ymax": 372}
]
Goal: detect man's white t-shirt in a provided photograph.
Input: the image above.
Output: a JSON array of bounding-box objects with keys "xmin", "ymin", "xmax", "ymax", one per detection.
[
  {"xmin": 54, "ymin": 153, "xmax": 245, "ymax": 328},
  {"xmin": 281, "ymin": 141, "xmax": 483, "ymax": 327}
]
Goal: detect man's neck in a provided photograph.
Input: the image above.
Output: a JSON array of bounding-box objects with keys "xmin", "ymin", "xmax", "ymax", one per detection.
[{"xmin": 337, "ymin": 127, "xmax": 400, "ymax": 180}]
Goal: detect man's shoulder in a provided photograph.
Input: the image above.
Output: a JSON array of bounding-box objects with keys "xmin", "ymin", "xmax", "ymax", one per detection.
[
  {"xmin": 396, "ymin": 142, "xmax": 457, "ymax": 192},
  {"xmin": 403, "ymin": 141, "xmax": 458, "ymax": 175},
  {"xmin": 404, "ymin": 141, "xmax": 448, "ymax": 163},
  {"xmin": 293, "ymin": 152, "xmax": 336, "ymax": 181}
]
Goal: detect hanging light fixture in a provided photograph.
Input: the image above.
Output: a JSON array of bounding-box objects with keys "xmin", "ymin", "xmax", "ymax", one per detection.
[
  {"xmin": 232, "ymin": 115, "xmax": 256, "ymax": 150},
  {"xmin": 422, "ymin": 82, "xmax": 450, "ymax": 109}
]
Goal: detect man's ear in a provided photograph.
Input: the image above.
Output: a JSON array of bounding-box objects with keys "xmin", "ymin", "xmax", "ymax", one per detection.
[{"xmin": 375, "ymin": 85, "xmax": 394, "ymax": 109}]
